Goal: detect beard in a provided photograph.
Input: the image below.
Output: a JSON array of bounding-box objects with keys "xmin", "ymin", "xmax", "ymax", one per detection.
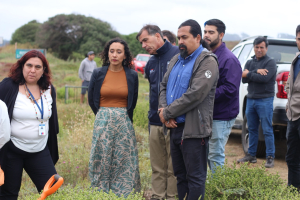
[
  {"xmin": 179, "ymin": 44, "xmax": 189, "ymax": 58},
  {"xmin": 209, "ymin": 35, "xmax": 220, "ymax": 49}
]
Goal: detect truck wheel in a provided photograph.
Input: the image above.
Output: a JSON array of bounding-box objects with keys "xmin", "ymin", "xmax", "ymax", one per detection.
[
  {"xmin": 256, "ymin": 125, "xmax": 266, "ymax": 158},
  {"xmin": 242, "ymin": 115, "xmax": 250, "ymax": 155},
  {"xmin": 242, "ymin": 115, "xmax": 266, "ymax": 157}
]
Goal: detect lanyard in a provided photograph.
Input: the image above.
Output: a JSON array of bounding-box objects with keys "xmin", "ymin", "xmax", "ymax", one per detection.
[{"xmin": 25, "ymin": 84, "xmax": 44, "ymax": 120}]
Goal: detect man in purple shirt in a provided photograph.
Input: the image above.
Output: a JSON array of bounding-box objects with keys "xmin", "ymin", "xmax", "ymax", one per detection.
[{"xmin": 204, "ymin": 19, "xmax": 242, "ymax": 173}]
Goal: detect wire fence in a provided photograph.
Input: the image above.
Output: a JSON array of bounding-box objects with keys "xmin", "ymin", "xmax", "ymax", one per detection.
[{"xmin": 65, "ymin": 85, "xmax": 88, "ymax": 104}]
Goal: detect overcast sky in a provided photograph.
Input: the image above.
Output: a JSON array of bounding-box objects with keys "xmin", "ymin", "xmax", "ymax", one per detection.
[{"xmin": 0, "ymin": 0, "xmax": 298, "ymax": 41}]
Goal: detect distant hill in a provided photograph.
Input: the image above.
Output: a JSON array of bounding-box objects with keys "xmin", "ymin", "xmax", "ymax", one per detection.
[
  {"xmin": 277, "ymin": 33, "xmax": 295, "ymax": 39},
  {"xmin": 0, "ymin": 39, "xmax": 10, "ymax": 47},
  {"xmin": 223, "ymin": 32, "xmax": 249, "ymax": 41}
]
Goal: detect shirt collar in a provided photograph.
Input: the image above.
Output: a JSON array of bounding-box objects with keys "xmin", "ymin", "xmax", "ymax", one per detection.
[
  {"xmin": 251, "ymin": 54, "xmax": 267, "ymax": 61},
  {"xmin": 156, "ymin": 39, "xmax": 173, "ymax": 55},
  {"xmin": 178, "ymin": 45, "xmax": 203, "ymax": 61},
  {"xmin": 212, "ymin": 42, "xmax": 225, "ymax": 54}
]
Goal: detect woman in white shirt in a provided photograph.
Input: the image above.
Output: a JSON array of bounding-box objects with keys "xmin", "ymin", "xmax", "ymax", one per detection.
[
  {"xmin": 0, "ymin": 100, "xmax": 10, "ymax": 149},
  {"xmin": 0, "ymin": 50, "xmax": 59, "ymax": 200}
]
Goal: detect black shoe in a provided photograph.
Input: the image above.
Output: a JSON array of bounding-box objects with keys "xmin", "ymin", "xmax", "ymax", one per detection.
[
  {"xmin": 237, "ymin": 154, "xmax": 257, "ymax": 163},
  {"xmin": 265, "ymin": 156, "xmax": 274, "ymax": 168}
]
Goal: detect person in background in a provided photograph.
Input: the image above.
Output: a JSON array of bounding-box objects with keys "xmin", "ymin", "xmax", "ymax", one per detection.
[
  {"xmin": 238, "ymin": 36, "xmax": 277, "ymax": 168},
  {"xmin": 162, "ymin": 30, "xmax": 177, "ymax": 46},
  {"xmin": 285, "ymin": 24, "xmax": 300, "ymax": 189},
  {"xmin": 159, "ymin": 19, "xmax": 219, "ymax": 200},
  {"xmin": 204, "ymin": 19, "xmax": 242, "ymax": 173},
  {"xmin": 88, "ymin": 38, "xmax": 140, "ymax": 197},
  {"xmin": 0, "ymin": 50, "xmax": 59, "ymax": 199},
  {"xmin": 136, "ymin": 25, "xmax": 179, "ymax": 200},
  {"xmin": 0, "ymin": 100, "xmax": 10, "ymax": 187},
  {"xmin": 0, "ymin": 100, "xmax": 10, "ymax": 150},
  {"xmin": 78, "ymin": 51, "xmax": 97, "ymax": 104}
]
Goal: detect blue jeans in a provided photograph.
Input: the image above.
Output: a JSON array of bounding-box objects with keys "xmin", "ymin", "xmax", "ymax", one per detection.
[
  {"xmin": 286, "ymin": 118, "xmax": 300, "ymax": 188},
  {"xmin": 208, "ymin": 119, "xmax": 236, "ymax": 173},
  {"xmin": 246, "ymin": 97, "xmax": 275, "ymax": 158}
]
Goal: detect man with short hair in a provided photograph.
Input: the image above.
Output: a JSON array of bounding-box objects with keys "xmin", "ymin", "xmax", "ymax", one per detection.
[
  {"xmin": 136, "ymin": 24, "xmax": 179, "ymax": 200},
  {"xmin": 204, "ymin": 19, "xmax": 242, "ymax": 173},
  {"xmin": 78, "ymin": 51, "xmax": 97, "ymax": 104},
  {"xmin": 162, "ymin": 30, "xmax": 177, "ymax": 46},
  {"xmin": 159, "ymin": 19, "xmax": 219, "ymax": 200},
  {"xmin": 238, "ymin": 36, "xmax": 277, "ymax": 168},
  {"xmin": 285, "ymin": 24, "xmax": 300, "ymax": 189}
]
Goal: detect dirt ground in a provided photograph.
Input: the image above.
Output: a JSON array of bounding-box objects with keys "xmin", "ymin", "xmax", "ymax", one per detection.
[
  {"xmin": 0, "ymin": 62, "xmax": 12, "ymax": 80},
  {"xmin": 226, "ymin": 129, "xmax": 288, "ymax": 181}
]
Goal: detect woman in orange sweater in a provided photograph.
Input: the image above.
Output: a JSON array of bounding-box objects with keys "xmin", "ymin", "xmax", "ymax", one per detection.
[{"xmin": 88, "ymin": 38, "xmax": 140, "ymax": 197}]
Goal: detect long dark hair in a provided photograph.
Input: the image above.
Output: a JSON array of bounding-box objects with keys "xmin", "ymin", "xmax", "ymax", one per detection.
[
  {"xmin": 8, "ymin": 50, "xmax": 51, "ymax": 90},
  {"xmin": 100, "ymin": 38, "xmax": 134, "ymax": 69}
]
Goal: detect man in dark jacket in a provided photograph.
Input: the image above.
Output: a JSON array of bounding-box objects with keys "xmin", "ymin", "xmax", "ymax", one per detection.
[
  {"xmin": 238, "ymin": 36, "xmax": 277, "ymax": 168},
  {"xmin": 136, "ymin": 25, "xmax": 179, "ymax": 200},
  {"xmin": 204, "ymin": 19, "xmax": 242, "ymax": 174},
  {"xmin": 159, "ymin": 19, "xmax": 219, "ymax": 200},
  {"xmin": 285, "ymin": 24, "xmax": 300, "ymax": 189}
]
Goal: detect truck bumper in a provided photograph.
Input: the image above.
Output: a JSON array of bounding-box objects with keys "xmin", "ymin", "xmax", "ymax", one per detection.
[{"xmin": 273, "ymin": 107, "xmax": 288, "ymax": 126}]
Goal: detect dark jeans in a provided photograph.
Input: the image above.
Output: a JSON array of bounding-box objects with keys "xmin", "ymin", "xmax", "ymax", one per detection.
[
  {"xmin": 0, "ymin": 141, "xmax": 57, "ymax": 200},
  {"xmin": 170, "ymin": 124, "xmax": 208, "ymax": 200},
  {"xmin": 286, "ymin": 118, "xmax": 300, "ymax": 188},
  {"xmin": 246, "ymin": 97, "xmax": 275, "ymax": 157},
  {"xmin": 81, "ymin": 80, "xmax": 89, "ymax": 95}
]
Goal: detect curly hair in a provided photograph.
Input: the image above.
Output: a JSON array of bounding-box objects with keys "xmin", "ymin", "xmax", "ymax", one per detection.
[
  {"xmin": 8, "ymin": 50, "xmax": 51, "ymax": 90},
  {"xmin": 100, "ymin": 38, "xmax": 134, "ymax": 69}
]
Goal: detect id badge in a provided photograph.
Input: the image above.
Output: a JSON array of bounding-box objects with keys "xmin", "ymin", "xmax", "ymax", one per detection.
[{"xmin": 39, "ymin": 123, "xmax": 46, "ymax": 136}]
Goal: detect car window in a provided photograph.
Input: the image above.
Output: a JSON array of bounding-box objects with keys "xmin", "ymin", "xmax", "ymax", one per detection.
[
  {"xmin": 267, "ymin": 45, "xmax": 298, "ymax": 63},
  {"xmin": 238, "ymin": 44, "xmax": 253, "ymax": 65},
  {"xmin": 136, "ymin": 55, "xmax": 150, "ymax": 62},
  {"xmin": 232, "ymin": 46, "xmax": 241, "ymax": 57}
]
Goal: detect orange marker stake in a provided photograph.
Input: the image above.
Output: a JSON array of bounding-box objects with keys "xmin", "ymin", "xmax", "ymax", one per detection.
[{"xmin": 38, "ymin": 174, "xmax": 64, "ymax": 200}]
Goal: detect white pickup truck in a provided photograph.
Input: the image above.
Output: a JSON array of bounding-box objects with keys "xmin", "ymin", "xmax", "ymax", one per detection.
[{"xmin": 231, "ymin": 36, "xmax": 298, "ymax": 157}]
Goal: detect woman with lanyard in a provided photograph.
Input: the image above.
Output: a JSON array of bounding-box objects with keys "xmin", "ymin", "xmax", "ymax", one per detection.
[{"xmin": 0, "ymin": 50, "xmax": 59, "ymax": 199}]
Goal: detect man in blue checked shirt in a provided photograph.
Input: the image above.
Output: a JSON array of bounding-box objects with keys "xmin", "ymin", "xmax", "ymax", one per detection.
[{"xmin": 159, "ymin": 19, "xmax": 219, "ymax": 200}]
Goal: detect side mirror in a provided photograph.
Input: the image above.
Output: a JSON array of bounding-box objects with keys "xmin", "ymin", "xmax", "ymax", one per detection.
[{"xmin": 134, "ymin": 58, "xmax": 136, "ymax": 61}]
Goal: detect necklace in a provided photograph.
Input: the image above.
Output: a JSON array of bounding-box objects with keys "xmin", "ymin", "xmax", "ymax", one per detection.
[
  {"xmin": 24, "ymin": 84, "xmax": 51, "ymax": 122},
  {"xmin": 24, "ymin": 85, "xmax": 41, "ymax": 102}
]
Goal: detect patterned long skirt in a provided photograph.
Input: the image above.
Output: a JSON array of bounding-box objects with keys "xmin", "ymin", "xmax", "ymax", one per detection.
[{"xmin": 89, "ymin": 107, "xmax": 141, "ymax": 197}]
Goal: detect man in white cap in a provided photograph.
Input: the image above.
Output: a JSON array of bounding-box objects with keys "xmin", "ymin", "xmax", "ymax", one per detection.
[{"xmin": 78, "ymin": 51, "xmax": 97, "ymax": 104}]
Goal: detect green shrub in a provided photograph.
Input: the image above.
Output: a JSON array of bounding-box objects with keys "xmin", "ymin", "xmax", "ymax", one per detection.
[
  {"xmin": 205, "ymin": 162, "xmax": 300, "ymax": 199},
  {"xmin": 94, "ymin": 57, "xmax": 103, "ymax": 66},
  {"xmin": 68, "ymin": 52, "xmax": 85, "ymax": 62},
  {"xmin": 133, "ymin": 99, "xmax": 149, "ymax": 130},
  {"xmin": 56, "ymin": 86, "xmax": 75, "ymax": 100},
  {"xmin": 64, "ymin": 75, "xmax": 79, "ymax": 82}
]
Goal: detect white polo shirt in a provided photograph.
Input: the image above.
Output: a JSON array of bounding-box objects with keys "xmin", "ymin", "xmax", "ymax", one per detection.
[{"xmin": 0, "ymin": 100, "xmax": 10, "ymax": 149}]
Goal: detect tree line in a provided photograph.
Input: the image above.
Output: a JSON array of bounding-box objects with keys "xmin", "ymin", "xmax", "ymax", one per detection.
[{"xmin": 11, "ymin": 14, "xmax": 147, "ymax": 60}]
